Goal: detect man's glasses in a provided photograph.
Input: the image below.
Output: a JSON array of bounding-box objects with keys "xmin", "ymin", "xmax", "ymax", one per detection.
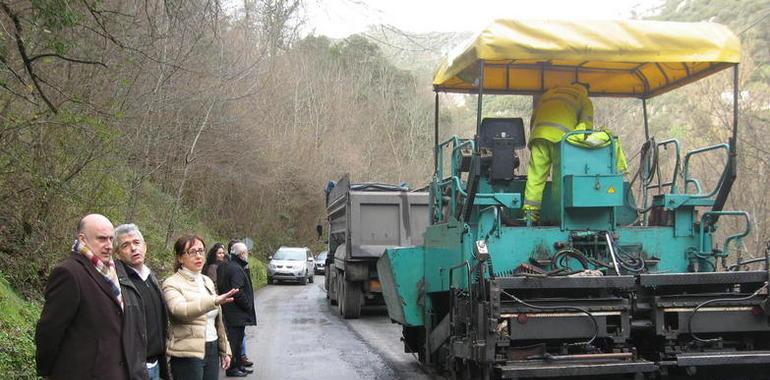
[{"xmin": 185, "ymin": 248, "xmax": 206, "ymax": 256}]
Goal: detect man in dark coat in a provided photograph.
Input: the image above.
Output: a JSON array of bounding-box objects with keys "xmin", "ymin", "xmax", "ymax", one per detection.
[
  {"xmin": 35, "ymin": 214, "xmax": 130, "ymax": 380},
  {"xmin": 116, "ymin": 258, "xmax": 150, "ymax": 380},
  {"xmin": 217, "ymin": 242, "xmax": 256, "ymax": 377},
  {"xmin": 115, "ymin": 224, "xmax": 170, "ymax": 380}
]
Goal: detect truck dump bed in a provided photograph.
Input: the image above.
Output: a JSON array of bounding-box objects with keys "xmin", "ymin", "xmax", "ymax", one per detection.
[{"xmin": 327, "ymin": 177, "xmax": 429, "ymax": 259}]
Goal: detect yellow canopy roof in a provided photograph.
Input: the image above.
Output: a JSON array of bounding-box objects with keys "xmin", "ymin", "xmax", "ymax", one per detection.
[{"xmin": 433, "ymin": 19, "xmax": 740, "ymax": 98}]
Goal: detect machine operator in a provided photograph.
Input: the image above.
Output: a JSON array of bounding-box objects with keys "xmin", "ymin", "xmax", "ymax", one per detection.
[
  {"xmin": 523, "ymin": 82, "xmax": 628, "ymax": 224},
  {"xmin": 522, "ymin": 82, "xmax": 593, "ymax": 223}
]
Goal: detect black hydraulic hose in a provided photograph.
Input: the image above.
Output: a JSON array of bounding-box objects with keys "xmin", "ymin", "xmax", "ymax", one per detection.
[
  {"xmin": 500, "ymin": 289, "xmax": 599, "ymax": 347},
  {"xmin": 552, "ymin": 240, "xmax": 644, "ymax": 275},
  {"xmin": 608, "ymin": 236, "xmax": 646, "ymax": 273},
  {"xmin": 627, "ymin": 137, "xmax": 658, "ymax": 216},
  {"xmin": 552, "ymin": 248, "xmax": 590, "ymax": 270},
  {"xmin": 552, "ymin": 247, "xmax": 612, "ymax": 271},
  {"xmin": 688, "ymin": 282, "xmax": 768, "ymax": 343}
]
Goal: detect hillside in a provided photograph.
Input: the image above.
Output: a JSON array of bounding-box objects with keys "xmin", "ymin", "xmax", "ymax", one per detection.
[
  {"xmin": 361, "ymin": 25, "xmax": 472, "ymax": 76},
  {"xmin": 652, "ymin": 0, "xmax": 768, "ymax": 81},
  {"xmin": 0, "ymin": 274, "xmax": 38, "ymax": 379}
]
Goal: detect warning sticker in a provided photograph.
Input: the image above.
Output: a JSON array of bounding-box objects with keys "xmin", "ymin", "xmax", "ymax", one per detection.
[{"xmin": 608, "ymin": 186, "xmax": 616, "ymax": 194}]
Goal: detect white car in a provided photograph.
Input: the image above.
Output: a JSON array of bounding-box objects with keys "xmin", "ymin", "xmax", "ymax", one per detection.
[
  {"xmin": 267, "ymin": 247, "xmax": 315, "ymax": 285},
  {"xmin": 314, "ymin": 251, "xmax": 328, "ymax": 275}
]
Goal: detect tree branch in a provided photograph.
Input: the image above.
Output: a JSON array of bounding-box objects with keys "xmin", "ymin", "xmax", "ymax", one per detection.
[
  {"xmin": 0, "ymin": 2, "xmax": 58, "ymax": 113},
  {"xmin": 0, "ymin": 53, "xmax": 28, "ymax": 85},
  {"xmin": 0, "ymin": 81, "xmax": 38, "ymax": 106},
  {"xmin": 28, "ymin": 53, "xmax": 108, "ymax": 68},
  {"xmin": 80, "ymin": 0, "xmax": 125, "ymax": 48}
]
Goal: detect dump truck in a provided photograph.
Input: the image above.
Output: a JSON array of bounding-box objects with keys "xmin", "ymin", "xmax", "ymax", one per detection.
[
  {"xmin": 323, "ymin": 175, "xmax": 429, "ymax": 319},
  {"xmin": 378, "ymin": 19, "xmax": 770, "ymax": 379}
]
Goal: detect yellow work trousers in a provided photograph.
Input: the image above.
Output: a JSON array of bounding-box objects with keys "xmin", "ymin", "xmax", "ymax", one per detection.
[
  {"xmin": 524, "ymin": 137, "xmax": 629, "ymax": 212},
  {"xmin": 523, "ymin": 139, "xmax": 555, "ymax": 212}
]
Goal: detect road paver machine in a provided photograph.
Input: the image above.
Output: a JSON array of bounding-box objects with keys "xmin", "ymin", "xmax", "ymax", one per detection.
[{"xmin": 377, "ymin": 19, "xmax": 770, "ymax": 379}]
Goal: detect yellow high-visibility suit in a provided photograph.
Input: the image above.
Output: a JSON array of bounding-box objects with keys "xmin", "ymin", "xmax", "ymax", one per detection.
[
  {"xmin": 523, "ymin": 84, "xmax": 628, "ymax": 220},
  {"xmin": 523, "ymin": 84, "xmax": 594, "ymax": 216}
]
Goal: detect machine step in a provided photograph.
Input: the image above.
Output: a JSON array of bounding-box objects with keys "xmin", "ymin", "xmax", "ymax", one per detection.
[
  {"xmin": 497, "ymin": 356, "xmax": 656, "ymax": 378},
  {"xmin": 675, "ymin": 350, "xmax": 770, "ymax": 367}
]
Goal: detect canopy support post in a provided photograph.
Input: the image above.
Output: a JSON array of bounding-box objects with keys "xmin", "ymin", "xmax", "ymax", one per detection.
[
  {"xmin": 642, "ymin": 98, "xmax": 650, "ymax": 141},
  {"xmin": 711, "ymin": 64, "xmax": 740, "ymax": 222},
  {"xmin": 641, "ymin": 97, "xmax": 652, "ymax": 226},
  {"xmin": 731, "ymin": 64, "xmax": 739, "ymax": 157},
  {"xmin": 434, "ymin": 92, "xmax": 439, "ymax": 173},
  {"xmin": 476, "ymin": 60, "xmax": 484, "ymax": 142}
]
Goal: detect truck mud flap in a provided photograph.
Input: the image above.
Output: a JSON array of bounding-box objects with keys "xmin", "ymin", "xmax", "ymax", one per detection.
[{"xmin": 497, "ymin": 356, "xmax": 656, "ymax": 378}]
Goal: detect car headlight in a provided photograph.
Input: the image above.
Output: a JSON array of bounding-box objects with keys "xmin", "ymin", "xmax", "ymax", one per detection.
[{"xmin": 268, "ymin": 263, "xmax": 276, "ymax": 269}]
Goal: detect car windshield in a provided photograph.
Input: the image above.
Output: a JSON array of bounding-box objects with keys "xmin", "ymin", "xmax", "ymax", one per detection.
[
  {"xmin": 273, "ymin": 248, "xmax": 306, "ymax": 261},
  {"xmin": 317, "ymin": 252, "xmax": 327, "ymax": 260}
]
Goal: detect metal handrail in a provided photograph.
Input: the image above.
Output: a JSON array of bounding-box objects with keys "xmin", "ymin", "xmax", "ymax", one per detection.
[
  {"xmin": 436, "ymin": 136, "xmax": 474, "ymax": 179},
  {"xmin": 646, "ymin": 139, "xmax": 681, "ymax": 194},
  {"xmin": 448, "ymin": 260, "xmax": 473, "ymax": 340},
  {"xmin": 433, "ymin": 136, "xmax": 474, "ymax": 223},
  {"xmin": 697, "ymin": 211, "xmax": 751, "ymax": 257},
  {"xmin": 683, "ymin": 143, "xmax": 730, "ymax": 198},
  {"xmin": 439, "ymin": 176, "xmax": 468, "ymax": 197},
  {"xmin": 685, "ymin": 178, "xmax": 703, "ymax": 194}
]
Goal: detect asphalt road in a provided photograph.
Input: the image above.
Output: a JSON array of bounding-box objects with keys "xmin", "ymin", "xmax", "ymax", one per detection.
[{"xmin": 220, "ymin": 275, "xmax": 439, "ymax": 380}]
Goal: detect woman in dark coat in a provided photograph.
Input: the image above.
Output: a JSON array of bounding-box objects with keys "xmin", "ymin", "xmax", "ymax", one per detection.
[{"xmin": 203, "ymin": 243, "xmax": 226, "ymax": 285}]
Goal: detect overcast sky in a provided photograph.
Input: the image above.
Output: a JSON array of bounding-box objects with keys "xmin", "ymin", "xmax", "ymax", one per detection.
[{"xmin": 303, "ymin": 0, "xmax": 663, "ymax": 38}]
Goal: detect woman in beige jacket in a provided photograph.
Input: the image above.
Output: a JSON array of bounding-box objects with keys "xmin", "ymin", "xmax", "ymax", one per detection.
[{"xmin": 162, "ymin": 234, "xmax": 239, "ymax": 380}]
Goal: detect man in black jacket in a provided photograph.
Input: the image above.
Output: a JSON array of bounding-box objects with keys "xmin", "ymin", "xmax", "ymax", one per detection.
[
  {"xmin": 116, "ymin": 259, "xmax": 150, "ymax": 380},
  {"xmin": 217, "ymin": 242, "xmax": 256, "ymax": 377},
  {"xmin": 35, "ymin": 214, "xmax": 130, "ymax": 380},
  {"xmin": 115, "ymin": 224, "xmax": 170, "ymax": 380}
]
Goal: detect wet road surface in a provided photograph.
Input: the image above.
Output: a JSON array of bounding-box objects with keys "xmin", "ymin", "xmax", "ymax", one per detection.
[{"xmin": 220, "ymin": 275, "xmax": 439, "ymax": 380}]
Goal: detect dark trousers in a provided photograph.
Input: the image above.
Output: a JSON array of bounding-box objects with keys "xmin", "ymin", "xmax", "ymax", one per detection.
[
  {"xmin": 169, "ymin": 341, "xmax": 219, "ymax": 380},
  {"xmin": 226, "ymin": 326, "xmax": 245, "ymax": 370}
]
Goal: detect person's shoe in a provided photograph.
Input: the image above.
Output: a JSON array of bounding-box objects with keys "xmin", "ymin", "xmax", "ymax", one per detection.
[
  {"xmin": 240, "ymin": 355, "xmax": 254, "ymax": 367},
  {"xmin": 239, "ymin": 366, "xmax": 254, "ymax": 374},
  {"xmin": 523, "ymin": 210, "xmax": 541, "ymax": 226},
  {"xmin": 225, "ymin": 368, "xmax": 248, "ymax": 377}
]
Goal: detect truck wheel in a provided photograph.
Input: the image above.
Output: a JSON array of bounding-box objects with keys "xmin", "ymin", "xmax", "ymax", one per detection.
[
  {"xmin": 341, "ymin": 279, "xmax": 362, "ymax": 319},
  {"xmin": 336, "ymin": 276, "xmax": 344, "ymax": 315},
  {"xmin": 328, "ymin": 274, "xmax": 338, "ymax": 305},
  {"xmin": 267, "ymin": 276, "xmax": 272, "ymax": 285}
]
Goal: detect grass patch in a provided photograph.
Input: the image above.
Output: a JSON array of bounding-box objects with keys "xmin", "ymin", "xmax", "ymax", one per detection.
[
  {"xmin": 0, "ymin": 273, "xmax": 40, "ymax": 380},
  {"xmin": 248, "ymin": 257, "xmax": 268, "ymax": 290}
]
